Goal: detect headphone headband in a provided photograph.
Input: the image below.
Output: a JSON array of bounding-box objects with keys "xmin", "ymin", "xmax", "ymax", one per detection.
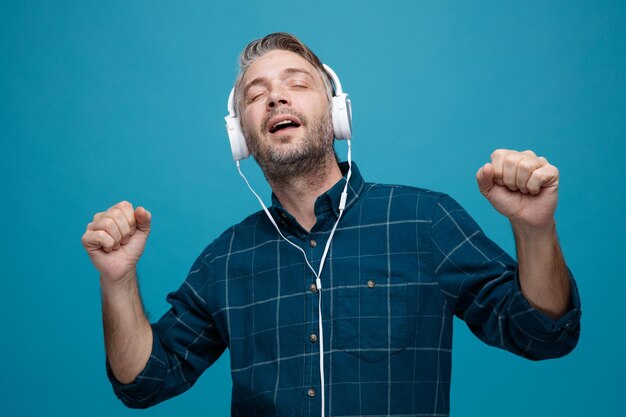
[
  {"xmin": 322, "ymin": 64, "xmax": 343, "ymax": 95},
  {"xmin": 227, "ymin": 88, "xmax": 236, "ymax": 118}
]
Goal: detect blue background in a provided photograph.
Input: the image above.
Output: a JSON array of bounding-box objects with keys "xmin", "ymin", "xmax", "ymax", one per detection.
[{"xmin": 2, "ymin": 1, "xmax": 624, "ymax": 416}]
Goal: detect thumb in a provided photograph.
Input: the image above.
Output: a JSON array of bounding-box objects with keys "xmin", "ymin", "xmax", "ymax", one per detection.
[
  {"xmin": 134, "ymin": 206, "xmax": 152, "ymax": 234},
  {"xmin": 476, "ymin": 163, "xmax": 495, "ymax": 197}
]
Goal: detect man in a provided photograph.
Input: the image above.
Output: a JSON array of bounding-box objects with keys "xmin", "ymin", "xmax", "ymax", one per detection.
[{"xmin": 81, "ymin": 33, "xmax": 581, "ymax": 416}]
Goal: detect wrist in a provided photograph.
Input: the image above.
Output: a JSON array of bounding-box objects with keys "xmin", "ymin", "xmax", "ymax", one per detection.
[
  {"xmin": 511, "ymin": 218, "xmax": 557, "ymax": 241},
  {"xmin": 100, "ymin": 269, "xmax": 137, "ymax": 292}
]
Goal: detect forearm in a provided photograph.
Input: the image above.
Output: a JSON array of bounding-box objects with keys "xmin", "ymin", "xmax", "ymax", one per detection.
[
  {"xmin": 101, "ymin": 270, "xmax": 153, "ymax": 384},
  {"xmin": 512, "ymin": 219, "xmax": 571, "ymax": 320}
]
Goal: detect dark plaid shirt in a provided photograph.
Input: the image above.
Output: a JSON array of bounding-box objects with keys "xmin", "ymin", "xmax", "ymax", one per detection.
[{"xmin": 107, "ymin": 162, "xmax": 581, "ymax": 416}]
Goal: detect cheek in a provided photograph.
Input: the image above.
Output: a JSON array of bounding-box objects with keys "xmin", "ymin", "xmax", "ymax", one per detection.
[
  {"xmin": 241, "ymin": 109, "xmax": 261, "ymax": 133},
  {"xmin": 307, "ymin": 96, "xmax": 331, "ymax": 119}
]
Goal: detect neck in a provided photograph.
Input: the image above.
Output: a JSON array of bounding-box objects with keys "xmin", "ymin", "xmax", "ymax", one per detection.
[{"xmin": 267, "ymin": 155, "xmax": 343, "ymax": 232}]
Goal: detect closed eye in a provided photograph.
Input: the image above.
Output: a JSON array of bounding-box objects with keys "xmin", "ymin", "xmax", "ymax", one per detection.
[
  {"xmin": 247, "ymin": 92, "xmax": 266, "ymax": 103},
  {"xmin": 289, "ymin": 82, "xmax": 308, "ymax": 89}
]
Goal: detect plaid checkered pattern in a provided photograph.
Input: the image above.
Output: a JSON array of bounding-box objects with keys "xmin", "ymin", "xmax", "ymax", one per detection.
[{"xmin": 107, "ymin": 162, "xmax": 581, "ymax": 416}]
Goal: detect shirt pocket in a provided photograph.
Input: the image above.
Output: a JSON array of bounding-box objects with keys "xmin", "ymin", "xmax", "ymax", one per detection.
[{"xmin": 332, "ymin": 275, "xmax": 408, "ymax": 363}]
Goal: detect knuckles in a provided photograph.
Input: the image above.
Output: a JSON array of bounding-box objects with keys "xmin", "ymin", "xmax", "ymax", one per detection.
[
  {"xmin": 517, "ymin": 159, "xmax": 534, "ymax": 172},
  {"xmin": 101, "ymin": 216, "xmax": 116, "ymax": 229},
  {"xmin": 109, "ymin": 207, "xmax": 126, "ymax": 223},
  {"xmin": 116, "ymin": 201, "xmax": 133, "ymax": 211},
  {"xmin": 490, "ymin": 149, "xmax": 508, "ymax": 160},
  {"xmin": 490, "ymin": 149, "xmax": 553, "ymax": 173},
  {"xmin": 503, "ymin": 153, "xmax": 520, "ymax": 165},
  {"xmin": 552, "ymin": 166, "xmax": 560, "ymax": 178}
]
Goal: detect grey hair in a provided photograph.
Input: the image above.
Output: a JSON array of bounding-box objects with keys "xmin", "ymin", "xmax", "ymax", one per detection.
[{"xmin": 233, "ymin": 32, "xmax": 334, "ymax": 116}]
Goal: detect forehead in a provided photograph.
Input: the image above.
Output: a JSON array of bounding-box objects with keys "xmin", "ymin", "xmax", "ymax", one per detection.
[{"xmin": 241, "ymin": 50, "xmax": 322, "ymax": 87}]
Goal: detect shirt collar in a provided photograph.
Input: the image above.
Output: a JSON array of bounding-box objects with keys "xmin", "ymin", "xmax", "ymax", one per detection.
[{"xmin": 270, "ymin": 161, "xmax": 365, "ymax": 234}]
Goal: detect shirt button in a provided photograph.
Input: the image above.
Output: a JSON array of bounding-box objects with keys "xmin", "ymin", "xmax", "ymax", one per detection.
[
  {"xmin": 308, "ymin": 388, "xmax": 316, "ymax": 397},
  {"xmin": 309, "ymin": 333, "xmax": 318, "ymax": 343},
  {"xmin": 367, "ymin": 279, "xmax": 376, "ymax": 288},
  {"xmin": 309, "ymin": 239, "xmax": 317, "ymax": 248},
  {"xmin": 309, "ymin": 283, "xmax": 317, "ymax": 292},
  {"xmin": 280, "ymin": 212, "xmax": 287, "ymax": 219}
]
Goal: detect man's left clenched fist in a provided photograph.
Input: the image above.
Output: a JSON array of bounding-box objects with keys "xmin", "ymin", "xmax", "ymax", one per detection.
[{"xmin": 477, "ymin": 149, "xmax": 559, "ymax": 229}]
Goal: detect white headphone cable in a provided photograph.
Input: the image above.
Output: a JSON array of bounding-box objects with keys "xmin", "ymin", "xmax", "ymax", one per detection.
[
  {"xmin": 236, "ymin": 139, "xmax": 352, "ymax": 417},
  {"xmin": 236, "ymin": 161, "xmax": 320, "ymax": 279},
  {"xmin": 314, "ymin": 139, "xmax": 351, "ymax": 417}
]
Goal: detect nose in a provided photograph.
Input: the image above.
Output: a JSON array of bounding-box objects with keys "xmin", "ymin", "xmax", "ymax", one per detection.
[{"xmin": 267, "ymin": 87, "xmax": 290, "ymax": 109}]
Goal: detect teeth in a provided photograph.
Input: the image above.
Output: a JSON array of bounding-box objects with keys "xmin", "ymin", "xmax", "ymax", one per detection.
[{"xmin": 273, "ymin": 120, "xmax": 293, "ymax": 129}]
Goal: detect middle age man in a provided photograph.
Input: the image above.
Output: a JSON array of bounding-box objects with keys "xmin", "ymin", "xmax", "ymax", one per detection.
[{"xmin": 84, "ymin": 32, "xmax": 581, "ymax": 416}]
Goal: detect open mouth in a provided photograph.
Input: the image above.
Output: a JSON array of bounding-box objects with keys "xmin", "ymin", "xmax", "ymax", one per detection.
[{"xmin": 268, "ymin": 116, "xmax": 302, "ymax": 134}]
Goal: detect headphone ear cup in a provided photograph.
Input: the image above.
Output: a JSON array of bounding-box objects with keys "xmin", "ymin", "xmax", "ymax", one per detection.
[
  {"xmin": 331, "ymin": 93, "xmax": 352, "ymax": 140},
  {"xmin": 225, "ymin": 115, "xmax": 250, "ymax": 161}
]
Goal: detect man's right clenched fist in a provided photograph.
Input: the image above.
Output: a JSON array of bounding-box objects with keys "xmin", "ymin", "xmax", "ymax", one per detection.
[{"xmin": 81, "ymin": 201, "xmax": 151, "ymax": 283}]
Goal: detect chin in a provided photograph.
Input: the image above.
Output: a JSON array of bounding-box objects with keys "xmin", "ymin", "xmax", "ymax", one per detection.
[
  {"xmin": 270, "ymin": 131, "xmax": 302, "ymax": 143},
  {"xmin": 269, "ymin": 142, "xmax": 306, "ymax": 161},
  {"xmin": 276, "ymin": 136, "xmax": 293, "ymax": 145},
  {"xmin": 268, "ymin": 132, "xmax": 304, "ymax": 149}
]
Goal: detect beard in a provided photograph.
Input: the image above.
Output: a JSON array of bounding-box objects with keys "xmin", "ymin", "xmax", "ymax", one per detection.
[{"xmin": 244, "ymin": 108, "xmax": 337, "ymax": 187}]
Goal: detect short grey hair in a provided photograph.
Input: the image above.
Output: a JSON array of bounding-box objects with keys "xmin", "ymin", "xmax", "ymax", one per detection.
[{"xmin": 233, "ymin": 32, "xmax": 334, "ymax": 116}]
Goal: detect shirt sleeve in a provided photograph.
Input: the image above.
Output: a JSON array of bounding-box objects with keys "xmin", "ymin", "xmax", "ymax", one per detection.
[
  {"xmin": 430, "ymin": 194, "xmax": 581, "ymax": 360},
  {"xmin": 106, "ymin": 251, "xmax": 227, "ymax": 408}
]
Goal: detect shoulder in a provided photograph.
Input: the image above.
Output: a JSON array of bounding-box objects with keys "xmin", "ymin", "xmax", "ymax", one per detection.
[
  {"xmin": 363, "ymin": 181, "xmax": 445, "ymax": 199},
  {"xmin": 360, "ymin": 182, "xmax": 455, "ymax": 218},
  {"xmin": 194, "ymin": 209, "xmax": 271, "ymax": 266}
]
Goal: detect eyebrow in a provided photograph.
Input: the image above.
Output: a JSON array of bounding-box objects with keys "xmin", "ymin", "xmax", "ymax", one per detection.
[{"xmin": 242, "ymin": 67, "xmax": 315, "ymax": 98}]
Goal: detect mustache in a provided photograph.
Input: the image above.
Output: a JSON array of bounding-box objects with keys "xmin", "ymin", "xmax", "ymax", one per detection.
[{"xmin": 261, "ymin": 108, "xmax": 308, "ymax": 133}]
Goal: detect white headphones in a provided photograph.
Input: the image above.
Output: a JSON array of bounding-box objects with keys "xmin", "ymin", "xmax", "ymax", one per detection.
[{"xmin": 224, "ymin": 63, "xmax": 352, "ymax": 161}]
